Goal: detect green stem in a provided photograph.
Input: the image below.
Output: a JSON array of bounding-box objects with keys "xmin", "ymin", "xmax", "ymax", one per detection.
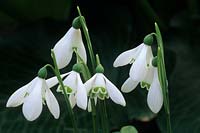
[
  {"xmin": 91, "ymin": 99, "xmax": 97, "ymax": 133},
  {"xmin": 155, "ymin": 23, "xmax": 172, "ymax": 133},
  {"xmin": 51, "ymin": 50, "xmax": 78, "ymax": 133},
  {"xmin": 76, "ymin": 6, "xmax": 98, "ymax": 133},
  {"xmin": 77, "ymin": 6, "xmax": 96, "ymax": 72},
  {"xmin": 100, "ymin": 100, "xmax": 109, "ymax": 133}
]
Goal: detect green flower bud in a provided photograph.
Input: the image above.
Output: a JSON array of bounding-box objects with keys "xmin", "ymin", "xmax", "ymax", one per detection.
[
  {"xmin": 72, "ymin": 16, "xmax": 81, "ymax": 29},
  {"xmin": 143, "ymin": 34, "xmax": 153, "ymax": 46},
  {"xmin": 72, "ymin": 63, "xmax": 82, "ymax": 73},
  {"xmin": 38, "ymin": 67, "xmax": 47, "ymax": 79},
  {"xmin": 95, "ymin": 64, "xmax": 104, "ymax": 73},
  {"xmin": 152, "ymin": 56, "xmax": 158, "ymax": 67}
]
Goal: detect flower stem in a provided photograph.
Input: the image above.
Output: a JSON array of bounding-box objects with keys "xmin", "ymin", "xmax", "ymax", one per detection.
[
  {"xmin": 155, "ymin": 23, "xmax": 172, "ymax": 133},
  {"xmin": 76, "ymin": 6, "xmax": 98, "ymax": 133},
  {"xmin": 77, "ymin": 6, "xmax": 96, "ymax": 72},
  {"xmin": 100, "ymin": 100, "xmax": 109, "ymax": 133},
  {"xmin": 51, "ymin": 50, "xmax": 78, "ymax": 133},
  {"xmin": 91, "ymin": 99, "xmax": 97, "ymax": 133}
]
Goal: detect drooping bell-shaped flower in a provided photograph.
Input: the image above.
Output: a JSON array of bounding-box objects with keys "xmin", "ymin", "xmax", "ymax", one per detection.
[
  {"xmin": 114, "ymin": 35, "xmax": 154, "ymax": 92},
  {"xmin": 57, "ymin": 64, "xmax": 88, "ymax": 110},
  {"xmin": 147, "ymin": 67, "xmax": 163, "ymax": 113},
  {"xmin": 85, "ymin": 64, "xmax": 126, "ymax": 107},
  {"xmin": 6, "ymin": 67, "xmax": 68, "ymax": 121},
  {"xmin": 53, "ymin": 17, "xmax": 87, "ymax": 69}
]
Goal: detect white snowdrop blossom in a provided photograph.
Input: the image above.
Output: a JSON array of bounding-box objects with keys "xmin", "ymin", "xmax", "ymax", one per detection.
[
  {"xmin": 53, "ymin": 27, "xmax": 87, "ymax": 69},
  {"xmin": 57, "ymin": 71, "xmax": 87, "ymax": 110},
  {"xmin": 147, "ymin": 68, "xmax": 163, "ymax": 113},
  {"xmin": 84, "ymin": 73, "xmax": 126, "ymax": 107},
  {"xmin": 6, "ymin": 73, "xmax": 68, "ymax": 121},
  {"xmin": 113, "ymin": 43, "xmax": 154, "ymax": 92}
]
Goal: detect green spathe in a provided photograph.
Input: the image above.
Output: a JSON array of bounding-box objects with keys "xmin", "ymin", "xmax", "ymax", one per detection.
[
  {"xmin": 143, "ymin": 34, "xmax": 153, "ymax": 46},
  {"xmin": 95, "ymin": 64, "xmax": 104, "ymax": 73},
  {"xmin": 72, "ymin": 16, "xmax": 82, "ymax": 29},
  {"xmin": 72, "ymin": 63, "xmax": 82, "ymax": 73},
  {"xmin": 38, "ymin": 67, "xmax": 47, "ymax": 79}
]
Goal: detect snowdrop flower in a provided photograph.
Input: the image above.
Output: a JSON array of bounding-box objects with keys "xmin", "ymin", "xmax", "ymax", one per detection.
[
  {"xmin": 53, "ymin": 17, "xmax": 86, "ymax": 69},
  {"xmin": 113, "ymin": 35, "xmax": 154, "ymax": 92},
  {"xmin": 147, "ymin": 67, "xmax": 163, "ymax": 113},
  {"xmin": 6, "ymin": 67, "xmax": 68, "ymax": 121},
  {"xmin": 85, "ymin": 65, "xmax": 126, "ymax": 108},
  {"xmin": 57, "ymin": 64, "xmax": 87, "ymax": 110}
]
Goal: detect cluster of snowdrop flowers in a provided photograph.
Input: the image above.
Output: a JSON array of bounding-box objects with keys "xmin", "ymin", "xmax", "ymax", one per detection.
[
  {"xmin": 6, "ymin": 16, "xmax": 127, "ymax": 122},
  {"xmin": 6, "ymin": 17, "xmax": 88, "ymax": 121},
  {"xmin": 113, "ymin": 35, "xmax": 163, "ymax": 113}
]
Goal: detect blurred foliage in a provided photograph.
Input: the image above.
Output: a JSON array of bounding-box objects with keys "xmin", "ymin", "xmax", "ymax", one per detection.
[{"xmin": 0, "ymin": 0, "xmax": 200, "ymax": 133}]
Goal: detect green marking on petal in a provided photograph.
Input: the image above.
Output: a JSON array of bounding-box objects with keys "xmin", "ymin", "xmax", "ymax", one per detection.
[
  {"xmin": 92, "ymin": 87, "xmax": 99, "ymax": 93},
  {"xmin": 129, "ymin": 58, "xmax": 135, "ymax": 64},
  {"xmin": 66, "ymin": 87, "xmax": 73, "ymax": 93},
  {"xmin": 140, "ymin": 81, "xmax": 150, "ymax": 90}
]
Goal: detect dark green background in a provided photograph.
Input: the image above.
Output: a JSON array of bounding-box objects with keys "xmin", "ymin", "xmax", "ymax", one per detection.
[{"xmin": 0, "ymin": 0, "xmax": 200, "ymax": 132}]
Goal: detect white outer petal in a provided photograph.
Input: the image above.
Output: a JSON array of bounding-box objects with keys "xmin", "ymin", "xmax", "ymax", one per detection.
[
  {"xmin": 76, "ymin": 74, "xmax": 87, "ymax": 110},
  {"xmin": 53, "ymin": 27, "xmax": 77, "ymax": 69},
  {"xmin": 45, "ymin": 83, "xmax": 60, "ymax": 119},
  {"xmin": 129, "ymin": 45, "xmax": 149, "ymax": 81},
  {"xmin": 22, "ymin": 77, "xmax": 43, "ymax": 121},
  {"xmin": 46, "ymin": 72, "xmax": 70, "ymax": 88},
  {"xmin": 147, "ymin": 68, "xmax": 163, "ymax": 113},
  {"xmin": 69, "ymin": 94, "xmax": 76, "ymax": 109},
  {"xmin": 143, "ymin": 66, "xmax": 154, "ymax": 84},
  {"xmin": 6, "ymin": 84, "xmax": 28, "ymax": 107},
  {"xmin": 63, "ymin": 71, "xmax": 77, "ymax": 92},
  {"xmin": 75, "ymin": 29, "xmax": 87, "ymax": 63},
  {"xmin": 103, "ymin": 74, "xmax": 126, "ymax": 106},
  {"xmin": 146, "ymin": 46, "xmax": 154, "ymax": 66},
  {"xmin": 113, "ymin": 44, "xmax": 144, "ymax": 67},
  {"xmin": 84, "ymin": 74, "xmax": 97, "ymax": 94},
  {"xmin": 6, "ymin": 77, "xmax": 37, "ymax": 107},
  {"xmin": 121, "ymin": 77, "xmax": 139, "ymax": 93},
  {"xmin": 94, "ymin": 73, "xmax": 106, "ymax": 88}
]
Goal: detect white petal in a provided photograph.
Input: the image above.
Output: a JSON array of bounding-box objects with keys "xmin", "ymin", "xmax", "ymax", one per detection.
[
  {"xmin": 143, "ymin": 66, "xmax": 154, "ymax": 84},
  {"xmin": 46, "ymin": 72, "xmax": 70, "ymax": 88},
  {"xmin": 6, "ymin": 77, "xmax": 37, "ymax": 107},
  {"xmin": 53, "ymin": 27, "xmax": 77, "ymax": 69},
  {"xmin": 121, "ymin": 77, "xmax": 139, "ymax": 93},
  {"xmin": 94, "ymin": 73, "xmax": 106, "ymax": 88},
  {"xmin": 87, "ymin": 98, "xmax": 92, "ymax": 112},
  {"xmin": 129, "ymin": 45, "xmax": 149, "ymax": 81},
  {"xmin": 147, "ymin": 69, "xmax": 163, "ymax": 113},
  {"xmin": 84, "ymin": 74, "xmax": 97, "ymax": 94},
  {"xmin": 22, "ymin": 78, "xmax": 43, "ymax": 121},
  {"xmin": 6, "ymin": 84, "xmax": 28, "ymax": 107},
  {"xmin": 69, "ymin": 94, "xmax": 76, "ymax": 109},
  {"xmin": 45, "ymin": 85, "xmax": 60, "ymax": 119},
  {"xmin": 113, "ymin": 44, "xmax": 144, "ymax": 67},
  {"xmin": 75, "ymin": 29, "xmax": 87, "ymax": 63},
  {"xmin": 103, "ymin": 75, "xmax": 126, "ymax": 106},
  {"xmin": 63, "ymin": 71, "xmax": 77, "ymax": 92},
  {"xmin": 76, "ymin": 74, "xmax": 87, "ymax": 110},
  {"xmin": 146, "ymin": 46, "xmax": 154, "ymax": 66},
  {"xmin": 87, "ymin": 98, "xmax": 97, "ymax": 112}
]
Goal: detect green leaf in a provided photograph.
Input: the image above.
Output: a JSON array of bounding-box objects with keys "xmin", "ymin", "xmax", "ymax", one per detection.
[
  {"xmin": 120, "ymin": 126, "xmax": 138, "ymax": 133},
  {"xmin": 157, "ymin": 36, "xmax": 200, "ymax": 133}
]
